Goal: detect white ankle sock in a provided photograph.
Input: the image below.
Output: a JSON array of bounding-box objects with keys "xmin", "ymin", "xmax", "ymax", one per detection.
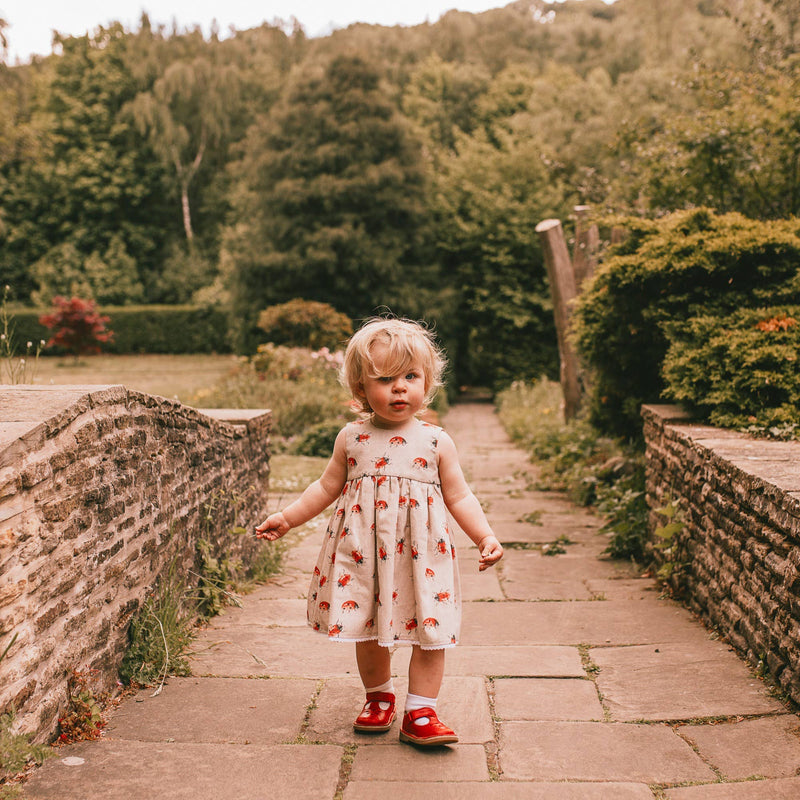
[
  {"xmin": 404, "ymin": 693, "xmax": 437, "ymax": 725},
  {"xmin": 365, "ymin": 679, "xmax": 394, "ymax": 710}
]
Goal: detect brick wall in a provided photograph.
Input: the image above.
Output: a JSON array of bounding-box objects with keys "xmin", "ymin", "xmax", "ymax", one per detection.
[
  {"xmin": 0, "ymin": 386, "xmax": 270, "ymax": 739},
  {"xmin": 643, "ymin": 404, "xmax": 800, "ymax": 705}
]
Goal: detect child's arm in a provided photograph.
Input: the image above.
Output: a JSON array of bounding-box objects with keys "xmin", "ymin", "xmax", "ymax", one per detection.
[
  {"xmin": 255, "ymin": 429, "xmax": 349, "ymax": 541},
  {"xmin": 437, "ymin": 430, "xmax": 503, "ymax": 571}
]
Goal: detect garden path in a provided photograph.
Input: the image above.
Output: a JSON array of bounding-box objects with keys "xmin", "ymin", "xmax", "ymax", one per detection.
[{"xmin": 25, "ymin": 403, "xmax": 800, "ymax": 799}]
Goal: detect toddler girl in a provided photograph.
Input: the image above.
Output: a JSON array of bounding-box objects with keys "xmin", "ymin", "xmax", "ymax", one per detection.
[{"xmin": 255, "ymin": 317, "xmax": 503, "ymax": 746}]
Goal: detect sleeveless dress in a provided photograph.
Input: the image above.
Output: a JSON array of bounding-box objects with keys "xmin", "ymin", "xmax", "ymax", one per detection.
[{"xmin": 307, "ymin": 416, "xmax": 461, "ymax": 649}]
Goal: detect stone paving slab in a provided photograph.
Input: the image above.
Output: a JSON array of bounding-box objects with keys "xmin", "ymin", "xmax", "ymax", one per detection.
[
  {"xmin": 494, "ymin": 678, "xmax": 605, "ymax": 721},
  {"xmin": 459, "ymin": 565, "xmax": 505, "ymax": 600},
  {"xmin": 191, "ymin": 627, "xmax": 359, "ymax": 678},
  {"xmin": 676, "ymin": 716, "xmax": 800, "ymax": 779},
  {"xmin": 499, "ymin": 721, "xmax": 716, "ymax": 783},
  {"xmin": 500, "ymin": 551, "xmax": 634, "ymax": 601},
  {"xmin": 591, "ymin": 642, "xmax": 783, "ymax": 721},
  {"xmin": 665, "ymin": 777, "xmax": 800, "ymax": 799},
  {"xmin": 307, "ymin": 676, "xmax": 493, "ymax": 745},
  {"xmin": 201, "ymin": 598, "xmax": 309, "ymax": 628},
  {"xmin": 461, "ymin": 599, "xmax": 715, "ymax": 646},
  {"xmin": 585, "ymin": 577, "xmax": 662, "ymax": 601},
  {"xmin": 24, "ymin": 741, "xmax": 343, "ymax": 800},
  {"xmin": 446, "ymin": 645, "xmax": 585, "ymax": 677},
  {"xmin": 349, "ymin": 742, "xmax": 490, "ymax": 782},
  {"xmin": 344, "ymin": 782, "xmax": 656, "ymax": 800},
  {"xmin": 104, "ymin": 677, "xmax": 317, "ymax": 744}
]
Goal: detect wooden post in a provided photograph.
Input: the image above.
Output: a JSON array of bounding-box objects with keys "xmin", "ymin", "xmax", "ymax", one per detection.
[
  {"xmin": 572, "ymin": 205, "xmax": 599, "ymax": 290},
  {"xmin": 536, "ymin": 218, "xmax": 582, "ymax": 421}
]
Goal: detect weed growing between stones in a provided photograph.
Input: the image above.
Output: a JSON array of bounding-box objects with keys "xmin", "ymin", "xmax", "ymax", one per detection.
[
  {"xmin": 56, "ymin": 670, "xmax": 107, "ymax": 744},
  {"xmin": 0, "ymin": 711, "xmax": 53, "ymax": 795},
  {"xmin": 119, "ymin": 562, "xmax": 195, "ymax": 688},
  {"xmin": 194, "ymin": 538, "xmax": 243, "ymax": 618},
  {"xmin": 652, "ymin": 497, "xmax": 688, "ymax": 595}
]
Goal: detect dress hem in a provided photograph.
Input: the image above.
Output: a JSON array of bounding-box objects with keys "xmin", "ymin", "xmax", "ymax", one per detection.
[{"xmin": 308, "ymin": 624, "xmax": 457, "ymax": 650}]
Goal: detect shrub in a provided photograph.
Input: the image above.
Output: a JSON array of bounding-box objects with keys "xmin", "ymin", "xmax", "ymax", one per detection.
[
  {"xmin": 257, "ymin": 299, "xmax": 352, "ymax": 350},
  {"xmin": 103, "ymin": 305, "xmax": 231, "ymax": 354},
  {"xmin": 662, "ymin": 306, "xmax": 800, "ymax": 432},
  {"xmin": 8, "ymin": 305, "xmax": 232, "ymax": 355},
  {"xmin": 573, "ymin": 209, "xmax": 800, "ymax": 438},
  {"xmin": 39, "ymin": 296, "xmax": 113, "ymax": 357},
  {"xmin": 190, "ymin": 344, "xmax": 351, "ymax": 439},
  {"xmin": 292, "ymin": 419, "xmax": 342, "ymax": 457}
]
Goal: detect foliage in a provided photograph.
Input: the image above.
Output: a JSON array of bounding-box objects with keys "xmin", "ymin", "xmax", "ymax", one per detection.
[
  {"xmin": 257, "ymin": 299, "xmax": 352, "ymax": 350},
  {"xmin": 194, "ymin": 538, "xmax": 242, "ymax": 619},
  {"xmin": 651, "ymin": 497, "xmax": 688, "ymax": 591},
  {"xmin": 292, "ymin": 418, "xmax": 343, "ymax": 457},
  {"xmin": 118, "ymin": 565, "xmax": 195, "ymax": 687},
  {"xmin": 6, "ymin": 304, "xmax": 231, "ymax": 355},
  {"xmin": 496, "ymin": 378, "xmax": 648, "ymax": 561},
  {"xmin": 573, "ymin": 209, "xmax": 800, "ymax": 438},
  {"xmin": 56, "ymin": 670, "xmax": 106, "ymax": 744},
  {"xmin": 247, "ymin": 539, "xmax": 287, "ymax": 585},
  {"xmin": 0, "ymin": 26, "xmax": 175, "ymax": 304},
  {"xmin": 222, "ymin": 54, "xmax": 432, "ymax": 351},
  {"xmin": 0, "ymin": 286, "xmax": 44, "ymax": 383},
  {"xmin": 619, "ymin": 67, "xmax": 800, "ymax": 219},
  {"xmin": 39, "ymin": 296, "xmax": 113, "ymax": 358},
  {"xmin": 662, "ymin": 306, "xmax": 800, "ymax": 431},
  {"xmin": 0, "ymin": 711, "xmax": 52, "ymax": 785},
  {"xmin": 190, "ymin": 344, "xmax": 351, "ymax": 439},
  {"xmin": 103, "ymin": 305, "xmax": 231, "ymax": 354},
  {"xmin": 31, "ymin": 238, "xmax": 145, "ymax": 307},
  {"xmin": 432, "ymin": 131, "xmax": 561, "ymax": 389}
]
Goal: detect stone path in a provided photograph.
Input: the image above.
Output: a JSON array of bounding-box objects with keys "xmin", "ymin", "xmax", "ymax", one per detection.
[{"xmin": 24, "ymin": 403, "xmax": 800, "ymax": 799}]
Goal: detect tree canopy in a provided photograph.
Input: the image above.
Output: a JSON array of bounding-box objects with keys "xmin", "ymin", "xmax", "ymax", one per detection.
[{"xmin": 1, "ymin": 0, "xmax": 797, "ymax": 385}]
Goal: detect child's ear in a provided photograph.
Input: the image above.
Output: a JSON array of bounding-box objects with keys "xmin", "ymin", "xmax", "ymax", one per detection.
[{"xmin": 355, "ymin": 382, "xmax": 366, "ymax": 398}]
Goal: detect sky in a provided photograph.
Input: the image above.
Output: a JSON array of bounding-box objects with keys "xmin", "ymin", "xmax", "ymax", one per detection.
[{"xmin": 1, "ymin": 0, "xmax": 517, "ymax": 64}]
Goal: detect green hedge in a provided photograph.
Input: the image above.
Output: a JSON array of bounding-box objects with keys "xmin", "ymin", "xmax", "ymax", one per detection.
[
  {"xmin": 573, "ymin": 209, "xmax": 800, "ymax": 438},
  {"xmin": 8, "ymin": 305, "xmax": 232, "ymax": 355},
  {"xmin": 662, "ymin": 307, "xmax": 800, "ymax": 431}
]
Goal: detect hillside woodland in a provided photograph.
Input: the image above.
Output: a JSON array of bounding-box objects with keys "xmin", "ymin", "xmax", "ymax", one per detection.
[{"xmin": 1, "ymin": 0, "xmax": 799, "ymax": 388}]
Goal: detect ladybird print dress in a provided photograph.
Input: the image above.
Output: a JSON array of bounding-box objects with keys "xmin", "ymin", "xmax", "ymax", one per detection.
[{"xmin": 307, "ymin": 417, "xmax": 461, "ymax": 649}]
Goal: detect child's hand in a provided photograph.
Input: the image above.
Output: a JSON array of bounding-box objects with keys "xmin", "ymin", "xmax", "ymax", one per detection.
[
  {"xmin": 478, "ymin": 535, "xmax": 503, "ymax": 571},
  {"xmin": 255, "ymin": 512, "xmax": 290, "ymax": 541}
]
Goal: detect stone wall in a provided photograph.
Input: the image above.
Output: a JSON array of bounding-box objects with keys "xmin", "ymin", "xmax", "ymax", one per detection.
[
  {"xmin": 642, "ymin": 404, "xmax": 800, "ymax": 705},
  {"xmin": 0, "ymin": 386, "xmax": 271, "ymax": 739}
]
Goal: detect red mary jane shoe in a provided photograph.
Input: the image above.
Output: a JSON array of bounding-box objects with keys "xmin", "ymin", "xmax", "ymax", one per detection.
[
  {"xmin": 399, "ymin": 707, "xmax": 459, "ymax": 746},
  {"xmin": 353, "ymin": 692, "xmax": 396, "ymax": 733}
]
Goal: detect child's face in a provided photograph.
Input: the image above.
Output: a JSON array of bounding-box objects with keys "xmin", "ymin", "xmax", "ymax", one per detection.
[{"xmin": 358, "ymin": 342, "xmax": 426, "ymax": 427}]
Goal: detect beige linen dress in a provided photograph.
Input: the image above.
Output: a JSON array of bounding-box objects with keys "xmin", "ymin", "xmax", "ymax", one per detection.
[{"xmin": 307, "ymin": 416, "xmax": 461, "ymax": 649}]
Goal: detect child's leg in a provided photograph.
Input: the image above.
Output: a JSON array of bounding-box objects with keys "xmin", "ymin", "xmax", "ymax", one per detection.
[
  {"xmin": 355, "ymin": 640, "xmax": 392, "ymax": 689},
  {"xmin": 407, "ymin": 645, "xmax": 445, "ymax": 698}
]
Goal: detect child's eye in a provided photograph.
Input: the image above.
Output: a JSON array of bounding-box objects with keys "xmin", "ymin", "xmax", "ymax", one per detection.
[
  {"xmin": 406, "ymin": 372, "xmax": 419, "ymax": 381},
  {"xmin": 378, "ymin": 376, "xmax": 393, "ymax": 383}
]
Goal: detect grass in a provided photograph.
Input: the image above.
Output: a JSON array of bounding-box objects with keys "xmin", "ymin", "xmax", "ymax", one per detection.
[{"xmin": 31, "ymin": 353, "xmax": 241, "ymax": 403}]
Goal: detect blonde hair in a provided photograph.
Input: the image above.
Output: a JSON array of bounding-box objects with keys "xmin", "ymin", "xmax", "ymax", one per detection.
[{"xmin": 342, "ymin": 317, "xmax": 446, "ymax": 414}]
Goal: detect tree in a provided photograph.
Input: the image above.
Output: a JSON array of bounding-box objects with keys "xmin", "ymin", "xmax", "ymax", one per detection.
[
  {"xmin": 0, "ymin": 25, "xmax": 176, "ymax": 303},
  {"xmin": 619, "ymin": 67, "xmax": 800, "ymax": 219},
  {"xmin": 433, "ymin": 128, "xmax": 565, "ymax": 388},
  {"xmin": 126, "ymin": 42, "xmax": 242, "ymax": 243},
  {"xmin": 39, "ymin": 296, "xmax": 113, "ymax": 357},
  {"xmin": 223, "ymin": 54, "xmax": 432, "ymax": 350}
]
